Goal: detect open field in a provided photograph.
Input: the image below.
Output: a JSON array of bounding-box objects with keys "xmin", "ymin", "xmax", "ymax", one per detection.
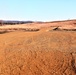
[{"xmin": 0, "ymin": 20, "xmax": 76, "ymax": 75}]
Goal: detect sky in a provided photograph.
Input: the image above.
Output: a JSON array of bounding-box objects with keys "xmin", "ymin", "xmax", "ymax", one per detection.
[{"xmin": 0, "ymin": 0, "xmax": 76, "ymax": 21}]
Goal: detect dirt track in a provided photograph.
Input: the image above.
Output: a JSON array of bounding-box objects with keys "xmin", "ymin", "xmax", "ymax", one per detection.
[{"xmin": 0, "ymin": 30, "xmax": 76, "ymax": 75}]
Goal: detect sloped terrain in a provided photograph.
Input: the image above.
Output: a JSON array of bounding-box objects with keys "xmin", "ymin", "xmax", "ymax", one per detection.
[{"xmin": 0, "ymin": 30, "xmax": 76, "ymax": 75}]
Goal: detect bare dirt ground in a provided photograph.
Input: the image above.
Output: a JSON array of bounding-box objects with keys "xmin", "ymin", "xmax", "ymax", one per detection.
[{"xmin": 0, "ymin": 20, "xmax": 76, "ymax": 75}]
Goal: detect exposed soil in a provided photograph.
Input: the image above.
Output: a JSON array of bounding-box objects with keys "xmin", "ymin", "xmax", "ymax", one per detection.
[
  {"xmin": 0, "ymin": 30, "xmax": 76, "ymax": 75},
  {"xmin": 0, "ymin": 20, "xmax": 76, "ymax": 75}
]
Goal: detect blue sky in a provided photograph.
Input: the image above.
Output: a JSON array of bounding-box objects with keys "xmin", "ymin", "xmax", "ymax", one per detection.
[{"xmin": 0, "ymin": 0, "xmax": 76, "ymax": 21}]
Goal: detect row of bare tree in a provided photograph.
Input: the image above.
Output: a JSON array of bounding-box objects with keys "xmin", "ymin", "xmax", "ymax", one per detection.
[{"xmin": 0, "ymin": 20, "xmax": 33, "ymax": 26}]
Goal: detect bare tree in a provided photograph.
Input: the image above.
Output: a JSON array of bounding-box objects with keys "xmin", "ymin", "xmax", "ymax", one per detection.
[{"xmin": 0, "ymin": 20, "xmax": 3, "ymax": 26}]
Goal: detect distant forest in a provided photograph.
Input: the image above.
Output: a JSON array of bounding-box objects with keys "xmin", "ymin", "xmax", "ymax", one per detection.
[{"xmin": 0, "ymin": 20, "xmax": 34, "ymax": 25}]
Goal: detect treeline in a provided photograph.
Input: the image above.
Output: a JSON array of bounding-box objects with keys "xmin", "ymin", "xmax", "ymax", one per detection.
[{"xmin": 0, "ymin": 20, "xmax": 33, "ymax": 25}]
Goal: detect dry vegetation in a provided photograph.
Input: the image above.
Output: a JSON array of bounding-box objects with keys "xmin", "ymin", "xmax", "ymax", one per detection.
[{"xmin": 0, "ymin": 20, "xmax": 76, "ymax": 75}]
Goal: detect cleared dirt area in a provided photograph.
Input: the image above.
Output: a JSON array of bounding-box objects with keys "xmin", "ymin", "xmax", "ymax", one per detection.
[
  {"xmin": 0, "ymin": 30, "xmax": 76, "ymax": 75},
  {"xmin": 0, "ymin": 20, "xmax": 76, "ymax": 75}
]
